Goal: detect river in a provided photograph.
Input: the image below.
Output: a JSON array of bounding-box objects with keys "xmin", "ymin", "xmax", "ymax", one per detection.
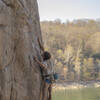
[{"xmin": 53, "ymin": 87, "xmax": 100, "ymax": 100}]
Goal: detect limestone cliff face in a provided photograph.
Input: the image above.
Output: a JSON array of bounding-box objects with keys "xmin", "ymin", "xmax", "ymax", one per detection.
[{"xmin": 0, "ymin": 0, "xmax": 43, "ymax": 100}]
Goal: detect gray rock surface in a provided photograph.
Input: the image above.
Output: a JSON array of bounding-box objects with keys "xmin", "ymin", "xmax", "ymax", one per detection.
[{"xmin": 0, "ymin": 0, "xmax": 44, "ymax": 100}]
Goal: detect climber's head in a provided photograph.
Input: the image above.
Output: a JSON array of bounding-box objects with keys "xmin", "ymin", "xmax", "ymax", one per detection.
[{"xmin": 42, "ymin": 51, "xmax": 51, "ymax": 61}]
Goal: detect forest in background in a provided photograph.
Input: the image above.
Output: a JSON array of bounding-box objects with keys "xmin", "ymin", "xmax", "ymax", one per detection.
[{"xmin": 40, "ymin": 19, "xmax": 100, "ymax": 82}]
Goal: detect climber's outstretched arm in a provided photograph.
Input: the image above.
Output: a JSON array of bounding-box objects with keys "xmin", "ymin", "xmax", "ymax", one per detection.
[
  {"xmin": 38, "ymin": 37, "xmax": 45, "ymax": 51},
  {"xmin": 34, "ymin": 57, "xmax": 47, "ymax": 69}
]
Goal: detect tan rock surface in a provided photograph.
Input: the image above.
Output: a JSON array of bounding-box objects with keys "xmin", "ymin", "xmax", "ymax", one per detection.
[{"xmin": 0, "ymin": 0, "xmax": 44, "ymax": 100}]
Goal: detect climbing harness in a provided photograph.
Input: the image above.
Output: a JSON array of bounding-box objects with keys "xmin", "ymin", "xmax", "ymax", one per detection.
[{"xmin": 44, "ymin": 73, "xmax": 58, "ymax": 85}]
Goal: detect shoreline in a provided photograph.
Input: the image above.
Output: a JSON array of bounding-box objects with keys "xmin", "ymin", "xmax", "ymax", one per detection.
[{"xmin": 53, "ymin": 81, "xmax": 100, "ymax": 90}]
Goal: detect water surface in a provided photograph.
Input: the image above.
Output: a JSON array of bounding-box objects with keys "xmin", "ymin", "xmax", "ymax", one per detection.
[{"xmin": 53, "ymin": 87, "xmax": 100, "ymax": 100}]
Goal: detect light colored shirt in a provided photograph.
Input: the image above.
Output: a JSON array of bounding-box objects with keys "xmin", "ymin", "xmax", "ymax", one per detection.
[{"xmin": 42, "ymin": 60, "xmax": 54, "ymax": 76}]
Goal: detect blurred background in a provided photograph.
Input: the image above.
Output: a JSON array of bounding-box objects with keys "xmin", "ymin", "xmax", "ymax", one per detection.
[
  {"xmin": 37, "ymin": 0, "xmax": 100, "ymax": 100},
  {"xmin": 38, "ymin": 0, "xmax": 100, "ymax": 82}
]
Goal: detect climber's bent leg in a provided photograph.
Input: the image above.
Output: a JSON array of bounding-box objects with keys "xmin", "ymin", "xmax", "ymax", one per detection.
[
  {"xmin": 48, "ymin": 84, "xmax": 52, "ymax": 100},
  {"xmin": 42, "ymin": 82, "xmax": 49, "ymax": 100}
]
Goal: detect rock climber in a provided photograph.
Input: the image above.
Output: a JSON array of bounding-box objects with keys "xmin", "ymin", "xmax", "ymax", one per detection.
[
  {"xmin": 34, "ymin": 51, "xmax": 53, "ymax": 100},
  {"xmin": 34, "ymin": 37, "xmax": 58, "ymax": 100}
]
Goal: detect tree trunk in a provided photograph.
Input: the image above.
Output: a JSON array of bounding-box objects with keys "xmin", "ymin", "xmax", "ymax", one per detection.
[{"xmin": 0, "ymin": 0, "xmax": 44, "ymax": 100}]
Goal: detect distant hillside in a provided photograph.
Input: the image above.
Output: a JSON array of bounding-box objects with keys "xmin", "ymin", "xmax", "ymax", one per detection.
[{"xmin": 41, "ymin": 19, "xmax": 100, "ymax": 82}]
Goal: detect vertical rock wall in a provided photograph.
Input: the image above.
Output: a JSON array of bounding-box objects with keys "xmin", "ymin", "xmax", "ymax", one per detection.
[{"xmin": 0, "ymin": 0, "xmax": 43, "ymax": 100}]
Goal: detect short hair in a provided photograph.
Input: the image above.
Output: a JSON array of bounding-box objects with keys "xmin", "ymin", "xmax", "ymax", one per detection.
[{"xmin": 42, "ymin": 51, "xmax": 51, "ymax": 61}]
